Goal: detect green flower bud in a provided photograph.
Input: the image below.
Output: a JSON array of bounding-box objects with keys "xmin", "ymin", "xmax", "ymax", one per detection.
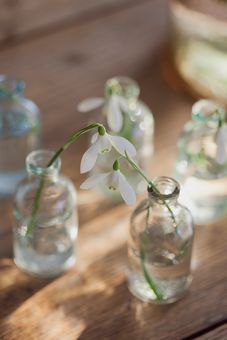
[
  {"xmin": 113, "ymin": 159, "xmax": 120, "ymax": 171},
  {"xmin": 98, "ymin": 125, "xmax": 106, "ymax": 136}
]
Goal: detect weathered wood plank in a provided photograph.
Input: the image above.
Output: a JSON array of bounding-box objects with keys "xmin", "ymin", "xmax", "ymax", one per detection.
[
  {"xmin": 0, "ymin": 0, "xmax": 177, "ymax": 178},
  {"xmin": 0, "ymin": 0, "xmax": 173, "ymax": 259},
  {"xmin": 0, "ymin": 0, "xmax": 150, "ymax": 43},
  {"xmin": 0, "ymin": 0, "xmax": 226, "ymax": 337},
  {"xmin": 0, "ymin": 211, "xmax": 226, "ymax": 339},
  {"xmin": 194, "ymin": 323, "xmax": 227, "ymax": 339}
]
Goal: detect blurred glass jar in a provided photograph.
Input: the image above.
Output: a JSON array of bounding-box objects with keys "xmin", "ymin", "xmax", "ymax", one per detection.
[
  {"xmin": 174, "ymin": 99, "xmax": 227, "ymax": 224},
  {"xmin": 92, "ymin": 76, "xmax": 154, "ymax": 196},
  {"xmin": 13, "ymin": 150, "xmax": 78, "ymax": 278},
  {"xmin": 128, "ymin": 176, "xmax": 194, "ymax": 304},
  {"xmin": 0, "ymin": 75, "xmax": 41, "ymax": 196},
  {"xmin": 170, "ymin": 0, "xmax": 227, "ymax": 104}
]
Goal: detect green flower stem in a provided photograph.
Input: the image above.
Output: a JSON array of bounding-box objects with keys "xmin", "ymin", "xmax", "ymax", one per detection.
[
  {"xmin": 26, "ymin": 176, "xmax": 45, "ymax": 237},
  {"xmin": 140, "ymin": 206, "xmax": 163, "ymax": 300},
  {"xmin": 26, "ymin": 123, "xmax": 101, "ymax": 237},
  {"xmin": 47, "ymin": 123, "xmax": 101, "ymax": 168},
  {"xmin": 140, "ymin": 247, "xmax": 163, "ymax": 300},
  {"xmin": 124, "ymin": 152, "xmax": 176, "ymax": 225},
  {"xmin": 123, "ymin": 152, "xmax": 178, "ymax": 301}
]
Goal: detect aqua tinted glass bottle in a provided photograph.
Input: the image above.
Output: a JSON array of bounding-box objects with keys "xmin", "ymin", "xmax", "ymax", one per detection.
[
  {"xmin": 0, "ymin": 75, "xmax": 41, "ymax": 196},
  {"xmin": 174, "ymin": 99, "xmax": 227, "ymax": 224}
]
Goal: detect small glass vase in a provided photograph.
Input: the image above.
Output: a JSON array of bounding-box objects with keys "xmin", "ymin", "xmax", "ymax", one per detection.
[
  {"xmin": 174, "ymin": 99, "xmax": 227, "ymax": 224},
  {"xmin": 0, "ymin": 75, "xmax": 41, "ymax": 196},
  {"xmin": 128, "ymin": 176, "xmax": 194, "ymax": 304},
  {"xmin": 13, "ymin": 150, "xmax": 78, "ymax": 278},
  {"xmin": 92, "ymin": 76, "xmax": 154, "ymax": 196}
]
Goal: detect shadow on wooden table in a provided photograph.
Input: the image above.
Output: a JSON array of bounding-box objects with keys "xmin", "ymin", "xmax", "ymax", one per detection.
[
  {"xmin": 0, "ymin": 247, "xmax": 173, "ymax": 340},
  {"xmin": 0, "ymin": 259, "xmax": 53, "ymax": 320},
  {"xmin": 1, "ymin": 217, "xmax": 227, "ymax": 340}
]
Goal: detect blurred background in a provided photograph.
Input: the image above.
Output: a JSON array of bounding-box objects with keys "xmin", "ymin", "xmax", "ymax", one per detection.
[{"xmin": 0, "ymin": 0, "xmax": 227, "ymax": 255}]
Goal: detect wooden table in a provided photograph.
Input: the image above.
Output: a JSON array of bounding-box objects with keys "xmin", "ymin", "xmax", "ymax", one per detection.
[{"xmin": 0, "ymin": 1, "xmax": 226, "ymax": 339}]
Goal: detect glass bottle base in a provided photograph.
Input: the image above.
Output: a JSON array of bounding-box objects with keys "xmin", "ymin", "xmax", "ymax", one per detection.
[
  {"xmin": 14, "ymin": 245, "xmax": 76, "ymax": 279},
  {"xmin": 127, "ymin": 272, "xmax": 192, "ymax": 304}
]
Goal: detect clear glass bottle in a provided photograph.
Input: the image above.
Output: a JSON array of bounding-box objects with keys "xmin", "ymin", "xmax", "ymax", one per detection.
[
  {"xmin": 174, "ymin": 99, "xmax": 227, "ymax": 224},
  {"xmin": 170, "ymin": 0, "xmax": 227, "ymax": 104},
  {"xmin": 13, "ymin": 150, "xmax": 78, "ymax": 278},
  {"xmin": 128, "ymin": 176, "xmax": 194, "ymax": 304},
  {"xmin": 93, "ymin": 76, "xmax": 154, "ymax": 196},
  {"xmin": 0, "ymin": 75, "xmax": 41, "ymax": 196}
]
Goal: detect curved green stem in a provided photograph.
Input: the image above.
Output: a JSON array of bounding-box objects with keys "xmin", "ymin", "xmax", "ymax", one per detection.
[
  {"xmin": 123, "ymin": 152, "xmax": 176, "ymax": 225},
  {"xmin": 26, "ymin": 123, "xmax": 101, "ymax": 237},
  {"xmin": 123, "ymin": 152, "xmax": 179, "ymax": 301}
]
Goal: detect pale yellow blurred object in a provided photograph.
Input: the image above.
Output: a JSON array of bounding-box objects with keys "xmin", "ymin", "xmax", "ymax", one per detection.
[{"xmin": 170, "ymin": 0, "xmax": 227, "ymax": 105}]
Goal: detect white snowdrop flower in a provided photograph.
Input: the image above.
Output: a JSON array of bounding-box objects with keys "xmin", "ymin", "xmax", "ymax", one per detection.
[
  {"xmin": 107, "ymin": 95, "xmax": 128, "ymax": 132},
  {"xmin": 77, "ymin": 97, "xmax": 105, "ymax": 113},
  {"xmin": 80, "ymin": 126, "xmax": 136, "ymax": 174},
  {"xmin": 216, "ymin": 125, "xmax": 227, "ymax": 165},
  {"xmin": 80, "ymin": 166, "xmax": 136, "ymax": 205}
]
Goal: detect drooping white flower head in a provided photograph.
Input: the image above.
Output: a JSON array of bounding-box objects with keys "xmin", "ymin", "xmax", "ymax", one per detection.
[
  {"xmin": 80, "ymin": 167, "xmax": 136, "ymax": 205},
  {"xmin": 77, "ymin": 95, "xmax": 128, "ymax": 133},
  {"xmin": 80, "ymin": 126, "xmax": 136, "ymax": 173},
  {"xmin": 106, "ymin": 95, "xmax": 128, "ymax": 132},
  {"xmin": 216, "ymin": 125, "xmax": 227, "ymax": 165},
  {"xmin": 77, "ymin": 97, "xmax": 105, "ymax": 113}
]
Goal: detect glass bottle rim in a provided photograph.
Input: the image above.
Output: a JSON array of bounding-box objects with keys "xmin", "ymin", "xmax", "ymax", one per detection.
[
  {"xmin": 105, "ymin": 76, "xmax": 140, "ymax": 99},
  {"xmin": 192, "ymin": 99, "xmax": 226, "ymax": 123},
  {"xmin": 148, "ymin": 176, "xmax": 180, "ymax": 200},
  {"xmin": 0, "ymin": 75, "xmax": 25, "ymax": 97},
  {"xmin": 26, "ymin": 149, "xmax": 61, "ymax": 176}
]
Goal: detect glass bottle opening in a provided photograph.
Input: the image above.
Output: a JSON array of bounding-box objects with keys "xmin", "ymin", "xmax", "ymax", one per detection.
[
  {"xmin": 105, "ymin": 76, "xmax": 140, "ymax": 99},
  {"xmin": 0, "ymin": 75, "xmax": 25, "ymax": 97},
  {"xmin": 148, "ymin": 176, "xmax": 180, "ymax": 201},
  {"xmin": 26, "ymin": 150, "xmax": 61, "ymax": 176},
  {"xmin": 192, "ymin": 99, "xmax": 226, "ymax": 123}
]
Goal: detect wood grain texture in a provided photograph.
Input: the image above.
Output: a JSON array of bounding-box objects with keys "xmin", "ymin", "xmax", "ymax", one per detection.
[
  {"xmin": 0, "ymin": 0, "xmax": 175, "ymax": 258},
  {"xmin": 194, "ymin": 323, "xmax": 227, "ymax": 339},
  {"xmin": 0, "ymin": 0, "xmax": 226, "ymax": 339},
  {"xmin": 0, "ymin": 212, "xmax": 227, "ymax": 339},
  {"xmin": 0, "ymin": 0, "xmax": 150, "ymax": 43}
]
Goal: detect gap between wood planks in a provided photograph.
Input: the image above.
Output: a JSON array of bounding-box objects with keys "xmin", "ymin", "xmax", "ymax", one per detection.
[
  {"xmin": 0, "ymin": 0, "xmax": 158, "ymax": 51},
  {"xmin": 182, "ymin": 319, "xmax": 227, "ymax": 339}
]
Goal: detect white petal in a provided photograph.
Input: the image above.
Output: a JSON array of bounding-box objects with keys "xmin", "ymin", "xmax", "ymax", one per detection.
[
  {"xmin": 107, "ymin": 171, "xmax": 120, "ymax": 190},
  {"xmin": 97, "ymin": 134, "xmax": 112, "ymax": 154},
  {"xmin": 118, "ymin": 96, "xmax": 129, "ymax": 112},
  {"xmin": 77, "ymin": 97, "xmax": 104, "ymax": 112},
  {"xmin": 80, "ymin": 173, "xmax": 110, "ymax": 189},
  {"xmin": 107, "ymin": 95, "xmax": 123, "ymax": 132},
  {"xmin": 80, "ymin": 142, "xmax": 99, "ymax": 174},
  {"xmin": 216, "ymin": 126, "xmax": 227, "ymax": 165},
  {"xmin": 118, "ymin": 171, "xmax": 136, "ymax": 205},
  {"xmin": 91, "ymin": 132, "xmax": 98, "ymax": 144},
  {"xmin": 108, "ymin": 134, "xmax": 136, "ymax": 157}
]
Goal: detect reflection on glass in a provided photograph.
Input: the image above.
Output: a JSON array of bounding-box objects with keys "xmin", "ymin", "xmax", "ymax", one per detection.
[
  {"xmin": 13, "ymin": 150, "xmax": 78, "ymax": 278},
  {"xmin": 174, "ymin": 99, "xmax": 227, "ymax": 224}
]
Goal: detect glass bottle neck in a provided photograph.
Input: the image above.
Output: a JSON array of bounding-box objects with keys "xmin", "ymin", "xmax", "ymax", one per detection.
[
  {"xmin": 192, "ymin": 99, "xmax": 226, "ymax": 126},
  {"xmin": 26, "ymin": 150, "xmax": 60, "ymax": 180},
  {"xmin": 105, "ymin": 76, "xmax": 140, "ymax": 101},
  {"xmin": 148, "ymin": 176, "xmax": 180, "ymax": 207},
  {"xmin": 0, "ymin": 75, "xmax": 25, "ymax": 99}
]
